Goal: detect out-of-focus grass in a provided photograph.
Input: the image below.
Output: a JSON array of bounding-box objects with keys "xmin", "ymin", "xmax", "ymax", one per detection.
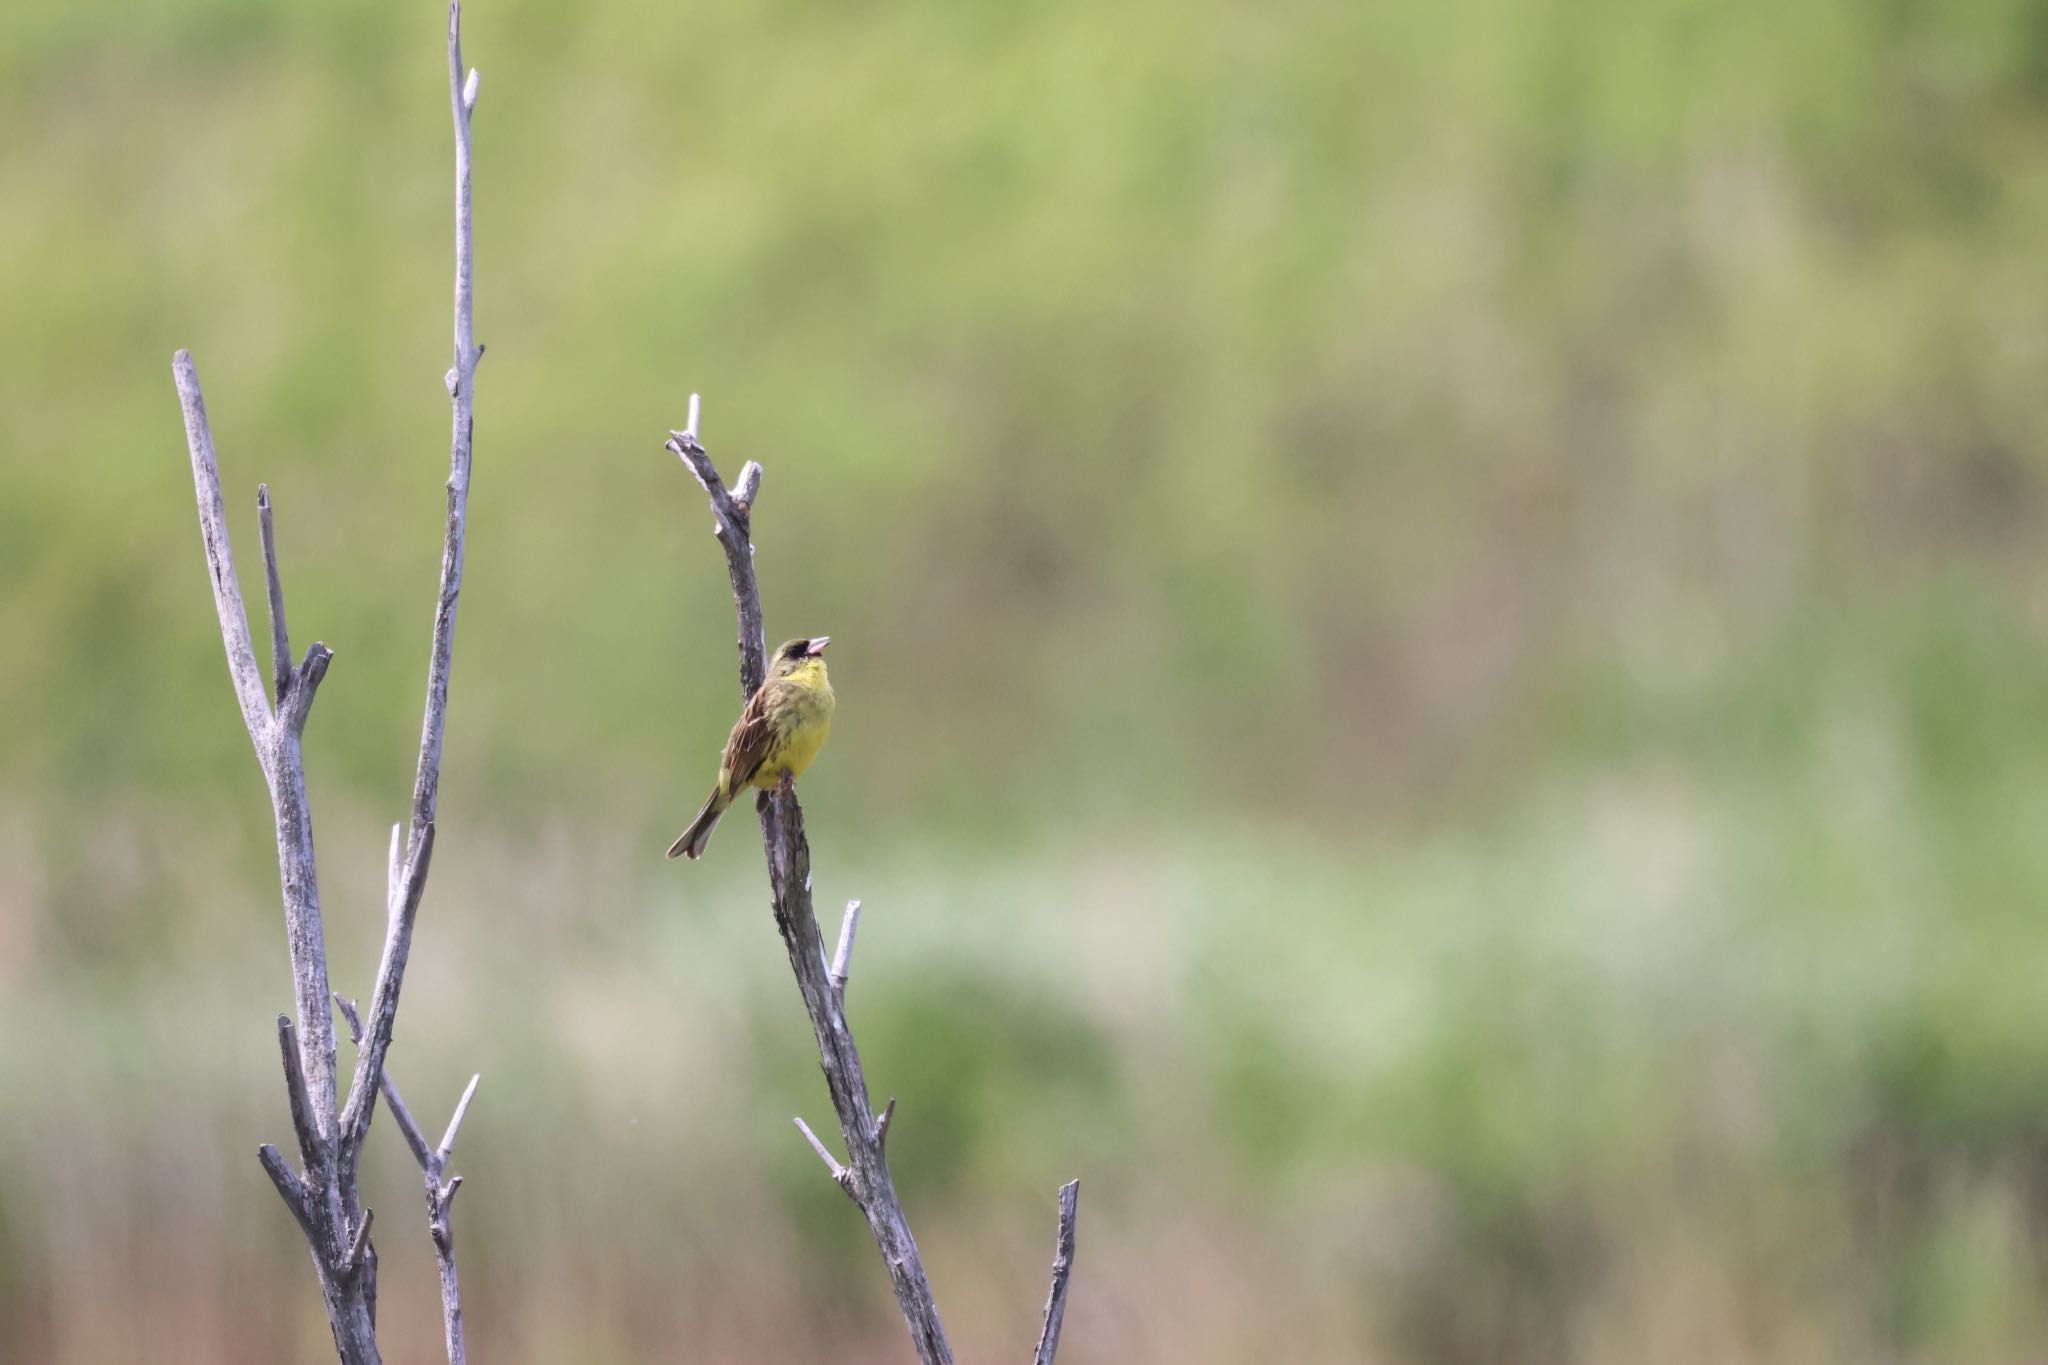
[{"xmin": 11, "ymin": 589, "xmax": 2048, "ymax": 1361}]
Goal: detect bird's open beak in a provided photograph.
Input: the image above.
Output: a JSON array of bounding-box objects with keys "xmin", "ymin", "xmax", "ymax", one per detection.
[{"xmin": 806, "ymin": 636, "xmax": 831, "ymax": 655}]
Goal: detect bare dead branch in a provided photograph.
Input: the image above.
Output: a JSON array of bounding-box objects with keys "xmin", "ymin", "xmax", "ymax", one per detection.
[
  {"xmin": 411, "ymin": 0, "xmax": 481, "ymax": 857},
  {"xmin": 875, "ymin": 1096, "xmax": 897, "ymax": 1154},
  {"xmin": 1031, "ymin": 1181, "xmax": 1081, "ymax": 1365},
  {"xmin": 174, "ymin": 387, "xmax": 362, "ymax": 1363},
  {"xmin": 671, "ymin": 401, "xmax": 1086, "ymax": 1365},
  {"xmin": 277, "ymin": 642, "xmax": 333, "ymax": 736},
  {"xmin": 335, "ymin": 0, "xmax": 482, "ymax": 1202},
  {"xmin": 174, "ymin": 351, "xmax": 271, "ymax": 743},
  {"xmin": 176, "ymin": 353, "xmax": 358, "ymax": 1358},
  {"xmin": 335, "ymin": 992, "xmax": 476, "ymax": 1365},
  {"xmin": 794, "ymin": 1116, "xmax": 855, "ymax": 1195},
  {"xmin": 258, "ymin": 1144, "xmax": 315, "ymax": 1232},
  {"xmin": 345, "ymin": 1208, "xmax": 376, "ymax": 1281},
  {"xmin": 338, "ymin": 822, "xmax": 437, "ymax": 1172},
  {"xmin": 335, "ymin": 996, "xmax": 434, "ymax": 1171},
  {"xmin": 666, "ymin": 416, "xmax": 767, "ymax": 697},
  {"xmin": 427, "ymin": 1166, "xmax": 467, "ymax": 1365},
  {"xmin": 256, "ymin": 484, "xmax": 293, "ymax": 704},
  {"xmin": 438, "ymin": 1074, "xmax": 481, "ymax": 1163},
  {"xmin": 342, "ymin": 0, "xmax": 478, "ymax": 1120},
  {"xmin": 386, "ymin": 1084, "xmax": 437, "ymax": 1171},
  {"xmin": 829, "ymin": 898, "xmax": 862, "ymax": 1000},
  {"xmin": 172, "ymin": 5, "xmax": 484, "ymax": 1361},
  {"xmin": 175, "ymin": 354, "xmax": 341, "ymax": 1127},
  {"xmin": 276, "ymin": 1014, "xmax": 326, "ymax": 1174},
  {"xmin": 731, "ymin": 459, "xmax": 763, "ymax": 517},
  {"xmin": 385, "ymin": 824, "xmax": 403, "ymax": 918},
  {"xmin": 670, "ymin": 409, "xmax": 954, "ymax": 1364}
]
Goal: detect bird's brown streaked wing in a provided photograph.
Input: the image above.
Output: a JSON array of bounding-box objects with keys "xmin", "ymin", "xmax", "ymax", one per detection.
[{"xmin": 719, "ymin": 682, "xmax": 779, "ymax": 791}]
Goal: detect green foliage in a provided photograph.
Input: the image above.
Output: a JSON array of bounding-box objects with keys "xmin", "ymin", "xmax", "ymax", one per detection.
[{"xmin": 13, "ymin": 0, "xmax": 2048, "ymax": 1358}]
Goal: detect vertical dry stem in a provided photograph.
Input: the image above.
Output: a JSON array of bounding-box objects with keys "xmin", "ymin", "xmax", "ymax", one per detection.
[
  {"xmin": 668, "ymin": 411, "xmax": 1082, "ymax": 1363},
  {"xmin": 170, "ymin": 4, "xmax": 484, "ymax": 1360}
]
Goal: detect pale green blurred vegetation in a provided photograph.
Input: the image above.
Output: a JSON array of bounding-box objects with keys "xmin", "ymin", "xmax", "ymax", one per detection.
[{"xmin": 8, "ymin": 0, "xmax": 2048, "ymax": 1359}]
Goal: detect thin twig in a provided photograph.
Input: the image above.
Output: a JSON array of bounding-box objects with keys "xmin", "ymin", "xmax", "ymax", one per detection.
[
  {"xmin": 829, "ymin": 899, "xmax": 862, "ymax": 999},
  {"xmin": 666, "ymin": 414, "xmax": 766, "ymax": 698},
  {"xmin": 256, "ymin": 484, "xmax": 293, "ymax": 704},
  {"xmin": 258, "ymin": 1144, "xmax": 315, "ymax": 1239},
  {"xmin": 428, "ymin": 1167, "xmax": 467, "ymax": 1365},
  {"xmin": 874, "ymin": 1096, "xmax": 896, "ymax": 1152},
  {"xmin": 174, "ymin": 351, "xmax": 271, "ymax": 742},
  {"xmin": 338, "ymin": 823, "xmax": 437, "ymax": 1174},
  {"xmin": 346, "ymin": 1208, "xmax": 377, "ymax": 1281},
  {"xmin": 335, "ymin": 996, "xmax": 434, "ymax": 1170},
  {"xmin": 384, "ymin": 1084, "xmax": 437, "ymax": 1172},
  {"xmin": 731, "ymin": 460, "xmax": 762, "ymax": 517},
  {"xmin": 276, "ymin": 1014, "xmax": 325, "ymax": 1174},
  {"xmin": 1031, "ymin": 1181, "xmax": 1081, "ymax": 1365},
  {"xmin": 335, "ymin": 989, "xmax": 477, "ymax": 1365},
  {"xmin": 794, "ymin": 1116, "xmax": 854, "ymax": 1195},
  {"xmin": 414, "ymin": 0, "xmax": 481, "ymax": 856},
  {"xmin": 276, "ymin": 642, "xmax": 333, "ymax": 736},
  {"xmin": 336, "ymin": 0, "xmax": 482, "ymax": 1197},
  {"xmin": 438, "ymin": 1073, "xmax": 481, "ymax": 1164},
  {"xmin": 386, "ymin": 823, "xmax": 403, "ymax": 919}
]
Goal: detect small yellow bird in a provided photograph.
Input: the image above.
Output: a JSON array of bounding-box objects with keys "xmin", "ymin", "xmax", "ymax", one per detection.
[{"xmin": 668, "ymin": 635, "xmax": 836, "ymax": 860}]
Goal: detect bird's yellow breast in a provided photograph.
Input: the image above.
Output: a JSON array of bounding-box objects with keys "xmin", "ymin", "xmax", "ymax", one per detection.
[{"xmin": 748, "ymin": 660, "xmax": 834, "ymax": 789}]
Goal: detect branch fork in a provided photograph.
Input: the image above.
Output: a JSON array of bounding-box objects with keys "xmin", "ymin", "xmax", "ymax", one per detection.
[
  {"xmin": 337, "ymin": 995, "xmax": 479, "ymax": 1364},
  {"xmin": 172, "ymin": 5, "xmax": 484, "ymax": 1360},
  {"xmin": 670, "ymin": 399, "xmax": 1081, "ymax": 1365}
]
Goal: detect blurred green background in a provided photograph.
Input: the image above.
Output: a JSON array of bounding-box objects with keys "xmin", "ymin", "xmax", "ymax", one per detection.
[{"xmin": 9, "ymin": 0, "xmax": 2048, "ymax": 1359}]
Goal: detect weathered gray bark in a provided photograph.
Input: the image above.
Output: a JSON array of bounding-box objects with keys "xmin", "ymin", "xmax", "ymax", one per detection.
[
  {"xmin": 337, "ymin": 0, "xmax": 481, "ymax": 1196},
  {"xmin": 170, "ymin": 5, "xmax": 484, "ymax": 1361},
  {"xmin": 1032, "ymin": 1180, "xmax": 1081, "ymax": 1365},
  {"xmin": 667, "ymin": 406, "xmax": 1082, "ymax": 1364},
  {"xmin": 180, "ymin": 353, "xmax": 376, "ymax": 1362},
  {"xmin": 337, "ymin": 996, "xmax": 478, "ymax": 1365}
]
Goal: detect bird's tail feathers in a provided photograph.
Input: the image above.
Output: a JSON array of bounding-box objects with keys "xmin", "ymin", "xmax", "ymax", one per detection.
[{"xmin": 667, "ymin": 788, "xmax": 730, "ymax": 860}]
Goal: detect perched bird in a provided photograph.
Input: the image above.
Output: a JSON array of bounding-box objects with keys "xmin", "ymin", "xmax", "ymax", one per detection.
[{"xmin": 668, "ymin": 635, "xmax": 836, "ymax": 860}]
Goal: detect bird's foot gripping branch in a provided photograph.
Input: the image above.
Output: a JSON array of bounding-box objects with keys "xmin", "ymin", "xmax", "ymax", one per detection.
[{"xmin": 665, "ymin": 401, "xmax": 1082, "ymax": 1365}]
